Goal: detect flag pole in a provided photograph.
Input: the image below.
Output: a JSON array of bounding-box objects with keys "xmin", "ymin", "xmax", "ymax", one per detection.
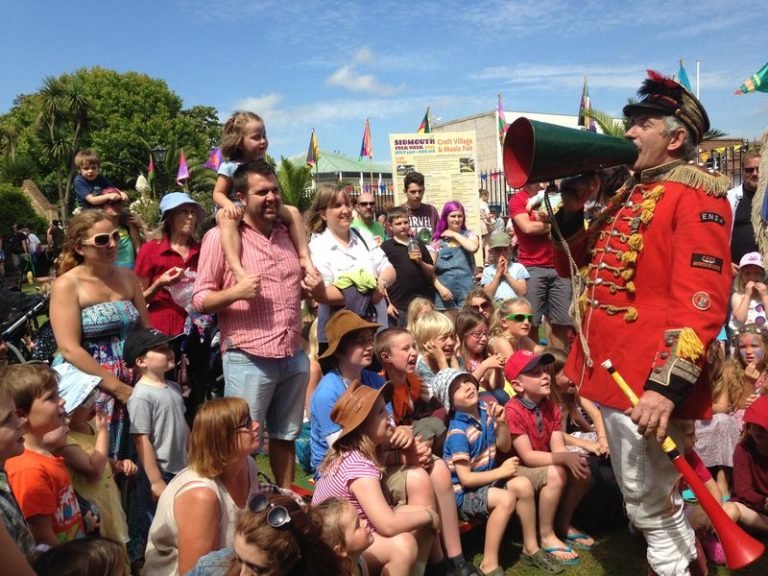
[{"xmin": 696, "ymin": 59, "xmax": 700, "ymax": 99}]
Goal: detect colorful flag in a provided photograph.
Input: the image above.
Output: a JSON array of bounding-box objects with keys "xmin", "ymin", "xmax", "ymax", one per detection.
[
  {"xmin": 306, "ymin": 129, "xmax": 319, "ymax": 167},
  {"xmin": 202, "ymin": 147, "xmax": 223, "ymax": 171},
  {"xmin": 417, "ymin": 107, "xmax": 431, "ymax": 133},
  {"xmin": 148, "ymin": 154, "xmax": 155, "ymax": 183},
  {"xmin": 735, "ymin": 62, "xmax": 768, "ymax": 95},
  {"xmin": 577, "ymin": 78, "xmax": 597, "ymax": 132},
  {"xmin": 497, "ymin": 93, "xmax": 507, "ymax": 144},
  {"xmin": 678, "ymin": 59, "xmax": 692, "ymax": 91},
  {"xmin": 176, "ymin": 149, "xmax": 189, "ymax": 185},
  {"xmin": 359, "ymin": 118, "xmax": 373, "ymax": 160}
]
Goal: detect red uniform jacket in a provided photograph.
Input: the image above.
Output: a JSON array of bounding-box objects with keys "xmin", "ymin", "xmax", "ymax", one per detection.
[{"xmin": 554, "ymin": 161, "xmax": 732, "ymax": 418}]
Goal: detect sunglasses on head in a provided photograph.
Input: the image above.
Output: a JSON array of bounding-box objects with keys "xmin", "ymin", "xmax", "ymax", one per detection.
[
  {"xmin": 506, "ymin": 313, "xmax": 533, "ymax": 322},
  {"xmin": 248, "ymin": 493, "xmax": 292, "ymax": 529},
  {"xmin": 81, "ymin": 230, "xmax": 120, "ymax": 247}
]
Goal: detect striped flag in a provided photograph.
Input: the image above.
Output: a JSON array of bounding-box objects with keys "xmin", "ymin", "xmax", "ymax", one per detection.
[
  {"xmin": 417, "ymin": 107, "xmax": 431, "ymax": 133},
  {"xmin": 359, "ymin": 118, "xmax": 373, "ymax": 160},
  {"xmin": 735, "ymin": 62, "xmax": 768, "ymax": 95},
  {"xmin": 306, "ymin": 129, "xmax": 319, "ymax": 167},
  {"xmin": 497, "ymin": 93, "xmax": 507, "ymax": 144},
  {"xmin": 176, "ymin": 149, "xmax": 189, "ymax": 185},
  {"xmin": 577, "ymin": 78, "xmax": 596, "ymax": 132},
  {"xmin": 202, "ymin": 147, "xmax": 223, "ymax": 171}
]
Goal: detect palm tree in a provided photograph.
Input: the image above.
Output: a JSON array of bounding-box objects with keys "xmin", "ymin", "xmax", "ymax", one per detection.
[
  {"xmin": 277, "ymin": 156, "xmax": 313, "ymax": 211},
  {"xmin": 36, "ymin": 75, "xmax": 91, "ymax": 221}
]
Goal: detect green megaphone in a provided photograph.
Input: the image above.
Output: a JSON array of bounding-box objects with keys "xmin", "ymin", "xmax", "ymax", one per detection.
[{"xmin": 503, "ymin": 117, "xmax": 639, "ymax": 188}]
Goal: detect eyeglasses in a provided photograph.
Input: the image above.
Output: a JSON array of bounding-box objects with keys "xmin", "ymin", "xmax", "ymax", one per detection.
[
  {"xmin": 506, "ymin": 313, "xmax": 533, "ymax": 323},
  {"xmin": 744, "ymin": 167, "xmax": 759, "ymax": 173},
  {"xmin": 248, "ymin": 493, "xmax": 292, "ymax": 529},
  {"xmin": 469, "ymin": 330, "xmax": 489, "ymax": 340},
  {"xmin": 81, "ymin": 230, "xmax": 120, "ymax": 247},
  {"xmin": 235, "ymin": 415, "xmax": 253, "ymax": 431},
  {"xmin": 470, "ymin": 301, "xmax": 491, "ymax": 311},
  {"xmin": 358, "ymin": 201, "xmax": 376, "ymax": 207}
]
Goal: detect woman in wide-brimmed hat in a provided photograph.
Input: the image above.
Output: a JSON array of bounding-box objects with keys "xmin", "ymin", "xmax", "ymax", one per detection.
[{"xmin": 308, "ymin": 310, "xmax": 386, "ymax": 474}]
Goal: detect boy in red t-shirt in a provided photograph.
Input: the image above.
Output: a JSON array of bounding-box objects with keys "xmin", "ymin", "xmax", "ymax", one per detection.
[
  {"xmin": 2, "ymin": 364, "xmax": 85, "ymax": 545},
  {"xmin": 503, "ymin": 350, "xmax": 593, "ymax": 564}
]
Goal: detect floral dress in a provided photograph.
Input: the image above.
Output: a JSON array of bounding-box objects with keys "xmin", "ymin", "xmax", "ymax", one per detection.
[{"xmin": 80, "ymin": 300, "xmax": 140, "ymax": 459}]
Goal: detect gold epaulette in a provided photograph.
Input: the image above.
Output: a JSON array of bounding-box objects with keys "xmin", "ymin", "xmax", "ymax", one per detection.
[{"xmin": 658, "ymin": 164, "xmax": 730, "ymax": 198}]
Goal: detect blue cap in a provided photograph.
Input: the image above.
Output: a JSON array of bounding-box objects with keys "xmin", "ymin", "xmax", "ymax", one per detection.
[{"xmin": 159, "ymin": 192, "xmax": 206, "ymax": 223}]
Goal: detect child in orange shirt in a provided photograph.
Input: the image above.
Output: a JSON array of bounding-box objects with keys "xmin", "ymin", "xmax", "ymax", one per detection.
[{"xmin": 2, "ymin": 365, "xmax": 85, "ymax": 546}]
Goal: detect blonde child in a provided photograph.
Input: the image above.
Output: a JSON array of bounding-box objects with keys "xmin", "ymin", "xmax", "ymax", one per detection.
[
  {"xmin": 312, "ymin": 382, "xmax": 438, "ymax": 576},
  {"xmin": 546, "ymin": 348, "xmax": 608, "ymax": 457},
  {"xmin": 455, "ymin": 310, "xmax": 506, "ymax": 403},
  {"xmin": 314, "ymin": 498, "xmax": 374, "ymax": 576},
  {"xmin": 406, "ymin": 297, "xmax": 435, "ymax": 332},
  {"xmin": 694, "ymin": 341, "xmax": 743, "ymax": 499},
  {"xmin": 504, "ymin": 350, "xmax": 593, "ymax": 564},
  {"xmin": 488, "ymin": 297, "xmax": 541, "ymax": 359},
  {"xmin": 412, "ymin": 310, "xmax": 460, "ymax": 403},
  {"xmin": 50, "ymin": 364, "xmax": 135, "ymax": 547},
  {"xmin": 729, "ymin": 252, "xmax": 768, "ymax": 331},
  {"xmin": 434, "ymin": 369, "xmax": 561, "ymax": 575},
  {"xmin": 213, "ymin": 111, "xmax": 314, "ymax": 281}
]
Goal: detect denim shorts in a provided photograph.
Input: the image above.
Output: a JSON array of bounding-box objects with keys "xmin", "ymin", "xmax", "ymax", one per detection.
[{"xmin": 222, "ymin": 348, "xmax": 309, "ymax": 441}]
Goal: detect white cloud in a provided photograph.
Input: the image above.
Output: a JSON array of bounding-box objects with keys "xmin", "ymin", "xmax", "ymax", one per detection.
[
  {"xmin": 231, "ymin": 93, "xmax": 283, "ymax": 117},
  {"xmin": 326, "ymin": 47, "xmax": 404, "ymax": 95}
]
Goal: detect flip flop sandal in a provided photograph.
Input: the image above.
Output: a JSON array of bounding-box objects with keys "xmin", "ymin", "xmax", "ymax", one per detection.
[
  {"xmin": 565, "ymin": 532, "xmax": 596, "ymax": 551},
  {"xmin": 544, "ymin": 546, "xmax": 580, "ymax": 565},
  {"xmin": 520, "ymin": 549, "xmax": 564, "ymax": 573}
]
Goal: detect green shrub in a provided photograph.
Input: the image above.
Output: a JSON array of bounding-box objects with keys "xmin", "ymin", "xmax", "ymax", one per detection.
[{"xmin": 0, "ymin": 183, "xmax": 49, "ymax": 237}]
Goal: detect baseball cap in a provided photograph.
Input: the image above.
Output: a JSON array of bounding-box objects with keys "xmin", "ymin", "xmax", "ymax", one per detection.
[
  {"xmin": 488, "ymin": 231, "xmax": 511, "ymax": 250},
  {"xmin": 123, "ymin": 327, "xmax": 182, "ymax": 367},
  {"xmin": 744, "ymin": 395, "xmax": 768, "ymax": 429},
  {"xmin": 504, "ymin": 349, "xmax": 555, "ymax": 382},
  {"xmin": 739, "ymin": 252, "xmax": 765, "ymax": 271}
]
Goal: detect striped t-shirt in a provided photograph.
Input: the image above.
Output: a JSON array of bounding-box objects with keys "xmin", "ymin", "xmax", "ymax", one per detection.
[
  {"xmin": 443, "ymin": 402, "xmax": 497, "ymax": 506},
  {"xmin": 311, "ymin": 450, "xmax": 381, "ymax": 529}
]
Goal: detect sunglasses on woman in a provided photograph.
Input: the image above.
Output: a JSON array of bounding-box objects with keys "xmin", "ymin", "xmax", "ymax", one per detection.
[
  {"xmin": 81, "ymin": 230, "xmax": 121, "ymax": 247},
  {"xmin": 235, "ymin": 415, "xmax": 253, "ymax": 431},
  {"xmin": 248, "ymin": 493, "xmax": 292, "ymax": 528},
  {"xmin": 506, "ymin": 313, "xmax": 533, "ymax": 323},
  {"xmin": 470, "ymin": 301, "xmax": 491, "ymax": 312}
]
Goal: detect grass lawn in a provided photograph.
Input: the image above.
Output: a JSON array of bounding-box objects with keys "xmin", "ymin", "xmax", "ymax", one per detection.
[{"xmin": 258, "ymin": 454, "xmax": 768, "ymax": 575}]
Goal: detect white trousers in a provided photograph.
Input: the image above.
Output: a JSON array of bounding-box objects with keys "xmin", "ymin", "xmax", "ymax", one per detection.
[{"xmin": 601, "ymin": 407, "xmax": 696, "ymax": 576}]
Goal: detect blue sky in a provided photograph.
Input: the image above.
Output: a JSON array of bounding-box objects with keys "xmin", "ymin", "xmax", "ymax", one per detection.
[{"xmin": 3, "ymin": 1, "xmax": 767, "ymax": 164}]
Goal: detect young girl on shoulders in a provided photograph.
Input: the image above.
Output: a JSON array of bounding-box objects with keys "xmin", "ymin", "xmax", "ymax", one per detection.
[
  {"xmin": 312, "ymin": 382, "xmax": 438, "ymax": 576},
  {"xmin": 213, "ymin": 111, "xmax": 314, "ymax": 280},
  {"xmin": 487, "ymin": 297, "xmax": 541, "ymax": 358},
  {"xmin": 729, "ymin": 252, "xmax": 768, "ymax": 331},
  {"xmin": 455, "ymin": 310, "xmax": 506, "ymax": 403},
  {"xmin": 546, "ymin": 347, "xmax": 608, "ymax": 457}
]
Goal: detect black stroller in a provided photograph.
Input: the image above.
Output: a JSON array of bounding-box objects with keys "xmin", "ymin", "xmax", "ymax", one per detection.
[{"xmin": 0, "ymin": 289, "xmax": 54, "ymax": 365}]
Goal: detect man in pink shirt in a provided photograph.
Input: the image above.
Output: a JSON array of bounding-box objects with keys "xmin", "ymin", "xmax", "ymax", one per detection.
[
  {"xmin": 193, "ymin": 159, "xmax": 314, "ymax": 487},
  {"xmin": 508, "ymin": 183, "xmax": 572, "ymax": 349}
]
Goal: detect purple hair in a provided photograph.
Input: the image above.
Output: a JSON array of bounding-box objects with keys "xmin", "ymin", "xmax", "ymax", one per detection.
[{"xmin": 432, "ymin": 201, "xmax": 467, "ymax": 241}]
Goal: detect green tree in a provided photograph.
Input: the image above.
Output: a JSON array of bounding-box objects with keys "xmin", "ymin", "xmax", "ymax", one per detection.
[
  {"xmin": 277, "ymin": 156, "xmax": 313, "ymax": 211},
  {"xmin": 0, "ymin": 183, "xmax": 48, "ymax": 237},
  {"xmin": 36, "ymin": 76, "xmax": 91, "ymax": 221}
]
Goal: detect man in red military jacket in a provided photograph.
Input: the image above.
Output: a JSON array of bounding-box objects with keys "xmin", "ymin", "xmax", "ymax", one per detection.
[{"xmin": 553, "ymin": 71, "xmax": 731, "ymax": 575}]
